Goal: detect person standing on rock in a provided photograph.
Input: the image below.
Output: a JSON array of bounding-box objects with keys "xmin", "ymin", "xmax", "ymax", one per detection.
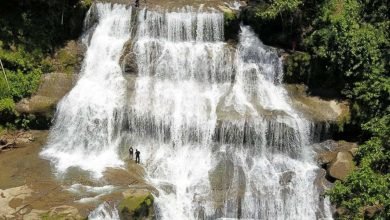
[
  {"xmin": 135, "ymin": 0, "xmax": 139, "ymax": 7},
  {"xmin": 129, "ymin": 147, "xmax": 134, "ymax": 160},
  {"xmin": 135, "ymin": 149, "xmax": 141, "ymax": 164}
]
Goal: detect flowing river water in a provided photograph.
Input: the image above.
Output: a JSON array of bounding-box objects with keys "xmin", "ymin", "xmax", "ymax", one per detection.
[{"xmin": 41, "ymin": 3, "xmax": 332, "ymax": 220}]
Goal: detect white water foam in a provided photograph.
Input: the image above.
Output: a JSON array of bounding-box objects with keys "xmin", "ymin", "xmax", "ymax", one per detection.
[
  {"xmin": 88, "ymin": 202, "xmax": 120, "ymax": 220},
  {"xmin": 67, "ymin": 184, "xmax": 117, "ymax": 203},
  {"xmin": 40, "ymin": 3, "xmax": 133, "ymax": 177}
]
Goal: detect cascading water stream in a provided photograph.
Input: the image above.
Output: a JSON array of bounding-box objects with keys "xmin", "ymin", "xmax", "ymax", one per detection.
[
  {"xmin": 88, "ymin": 202, "xmax": 120, "ymax": 220},
  {"xmin": 41, "ymin": 3, "xmax": 332, "ymax": 219},
  {"xmin": 126, "ymin": 8, "xmax": 332, "ymax": 220},
  {"xmin": 41, "ymin": 3, "xmax": 133, "ymax": 177}
]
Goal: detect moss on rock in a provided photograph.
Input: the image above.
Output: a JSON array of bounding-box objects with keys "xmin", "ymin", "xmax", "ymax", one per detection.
[
  {"xmin": 119, "ymin": 190, "xmax": 155, "ymax": 220},
  {"xmin": 218, "ymin": 5, "xmax": 240, "ymax": 41}
]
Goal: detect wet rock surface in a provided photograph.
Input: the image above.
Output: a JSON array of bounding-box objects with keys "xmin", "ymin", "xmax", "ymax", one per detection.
[
  {"xmin": 121, "ymin": 41, "xmax": 138, "ymax": 75},
  {"xmin": 286, "ymin": 84, "xmax": 349, "ymax": 124},
  {"xmin": 313, "ymin": 140, "xmax": 357, "ymax": 181},
  {"xmin": 119, "ymin": 189, "xmax": 155, "ymax": 220}
]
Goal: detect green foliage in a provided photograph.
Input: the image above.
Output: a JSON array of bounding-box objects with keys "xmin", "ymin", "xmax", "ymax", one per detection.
[
  {"xmin": 0, "ymin": 98, "xmax": 15, "ymax": 115},
  {"xmin": 7, "ymin": 69, "xmax": 42, "ymax": 101},
  {"xmin": 0, "ymin": 42, "xmax": 43, "ymax": 100},
  {"xmin": 0, "ymin": 0, "xmax": 90, "ymax": 53},
  {"xmin": 256, "ymin": 0, "xmax": 304, "ymax": 20},
  {"xmin": 305, "ymin": 0, "xmax": 389, "ymax": 123},
  {"xmin": 328, "ymin": 166, "xmax": 389, "ymax": 219},
  {"xmin": 56, "ymin": 47, "xmax": 79, "ymax": 74},
  {"xmin": 224, "ymin": 10, "xmax": 237, "ymax": 23},
  {"xmin": 362, "ymin": 115, "xmax": 390, "ymax": 142},
  {"xmin": 284, "ymin": 51, "xmax": 311, "ymax": 83},
  {"xmin": 0, "ymin": 40, "xmax": 44, "ymax": 128},
  {"xmin": 80, "ymin": 0, "xmax": 94, "ymax": 9},
  {"xmin": 0, "ymin": 98, "xmax": 16, "ymax": 124}
]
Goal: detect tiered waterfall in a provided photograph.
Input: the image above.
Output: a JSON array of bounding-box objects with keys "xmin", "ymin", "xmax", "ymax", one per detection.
[{"xmin": 42, "ymin": 3, "xmax": 332, "ymax": 220}]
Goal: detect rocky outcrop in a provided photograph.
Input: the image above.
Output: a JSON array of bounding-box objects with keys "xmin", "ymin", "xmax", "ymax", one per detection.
[
  {"xmin": 120, "ymin": 41, "xmax": 138, "ymax": 75},
  {"xmin": 51, "ymin": 41, "xmax": 84, "ymax": 75},
  {"xmin": 286, "ymin": 84, "xmax": 349, "ymax": 124},
  {"xmin": 209, "ymin": 158, "xmax": 234, "ymax": 191},
  {"xmin": 328, "ymin": 151, "xmax": 355, "ymax": 181},
  {"xmin": 286, "ymin": 84, "xmax": 350, "ymax": 140},
  {"xmin": 15, "ymin": 72, "xmax": 74, "ymax": 116},
  {"xmin": 208, "ymin": 154, "xmax": 246, "ymax": 211},
  {"xmin": 364, "ymin": 204, "xmax": 384, "ymax": 218},
  {"xmin": 119, "ymin": 189, "xmax": 155, "ymax": 220},
  {"xmin": 313, "ymin": 140, "xmax": 357, "ymax": 181}
]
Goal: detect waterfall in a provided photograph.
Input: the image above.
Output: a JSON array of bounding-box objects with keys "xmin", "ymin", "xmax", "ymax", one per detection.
[
  {"xmin": 41, "ymin": 3, "xmax": 332, "ymax": 219},
  {"xmin": 126, "ymin": 8, "xmax": 332, "ymax": 220},
  {"xmin": 40, "ymin": 3, "xmax": 133, "ymax": 177}
]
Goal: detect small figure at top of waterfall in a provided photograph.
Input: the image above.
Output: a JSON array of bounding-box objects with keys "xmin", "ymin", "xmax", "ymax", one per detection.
[
  {"xmin": 135, "ymin": 0, "xmax": 139, "ymax": 7},
  {"xmin": 129, "ymin": 147, "xmax": 134, "ymax": 160},
  {"xmin": 135, "ymin": 149, "xmax": 141, "ymax": 164}
]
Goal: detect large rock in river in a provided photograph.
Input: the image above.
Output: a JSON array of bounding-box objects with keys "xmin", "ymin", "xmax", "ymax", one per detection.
[{"xmin": 119, "ymin": 189, "xmax": 155, "ymax": 220}]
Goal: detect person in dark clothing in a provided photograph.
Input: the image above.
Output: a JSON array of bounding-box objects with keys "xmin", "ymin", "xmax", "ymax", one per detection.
[
  {"xmin": 129, "ymin": 147, "xmax": 134, "ymax": 160},
  {"xmin": 135, "ymin": 149, "xmax": 141, "ymax": 164},
  {"xmin": 135, "ymin": 0, "xmax": 139, "ymax": 7}
]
